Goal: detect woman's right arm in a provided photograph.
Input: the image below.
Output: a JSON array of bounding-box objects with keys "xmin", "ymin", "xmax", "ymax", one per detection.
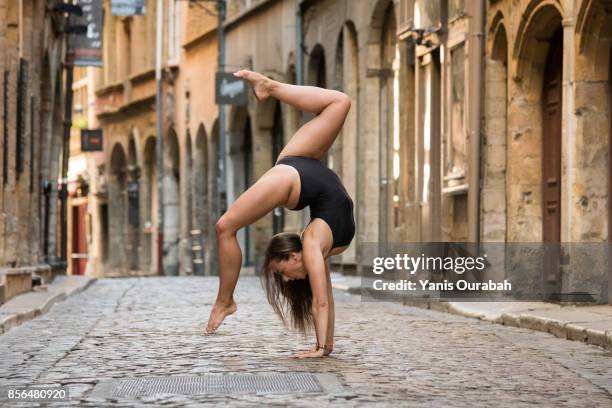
[{"xmin": 291, "ymin": 236, "xmax": 331, "ymax": 358}]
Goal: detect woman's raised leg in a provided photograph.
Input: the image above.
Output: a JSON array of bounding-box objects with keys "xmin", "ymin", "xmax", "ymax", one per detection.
[
  {"xmin": 234, "ymin": 70, "xmax": 351, "ymax": 161},
  {"xmin": 206, "ymin": 166, "xmax": 292, "ymax": 333}
]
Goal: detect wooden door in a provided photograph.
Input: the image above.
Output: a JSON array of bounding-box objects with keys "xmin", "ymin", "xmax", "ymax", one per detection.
[
  {"xmin": 609, "ymin": 47, "xmax": 612, "ymax": 303},
  {"xmin": 71, "ymin": 203, "xmax": 88, "ymax": 275},
  {"xmin": 542, "ymin": 28, "xmax": 563, "ymax": 293}
]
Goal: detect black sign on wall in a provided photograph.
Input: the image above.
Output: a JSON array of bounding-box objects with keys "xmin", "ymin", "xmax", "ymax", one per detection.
[
  {"xmin": 215, "ymin": 72, "xmax": 248, "ymax": 105},
  {"xmin": 70, "ymin": 0, "xmax": 103, "ymax": 66},
  {"xmin": 81, "ymin": 129, "xmax": 104, "ymax": 151}
]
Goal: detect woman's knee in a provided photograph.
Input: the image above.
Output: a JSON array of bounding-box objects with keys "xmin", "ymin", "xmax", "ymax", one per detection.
[
  {"xmin": 332, "ymin": 91, "xmax": 351, "ymax": 108},
  {"xmin": 215, "ymin": 216, "xmax": 236, "ymax": 238}
]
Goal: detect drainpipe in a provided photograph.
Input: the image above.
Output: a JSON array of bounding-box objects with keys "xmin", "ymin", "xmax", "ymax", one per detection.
[
  {"xmin": 296, "ymin": 0, "xmax": 306, "ymax": 231},
  {"xmin": 218, "ymin": 0, "xmax": 227, "ymax": 219},
  {"xmin": 60, "ymin": 52, "xmax": 74, "ymax": 274},
  {"xmin": 296, "ymin": 1, "xmax": 303, "ymax": 87},
  {"xmin": 468, "ymin": 0, "xmax": 484, "ymax": 246},
  {"xmin": 155, "ymin": 0, "xmax": 164, "ymax": 275}
]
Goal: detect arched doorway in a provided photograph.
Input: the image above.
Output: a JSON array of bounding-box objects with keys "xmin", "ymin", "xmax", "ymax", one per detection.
[
  {"xmin": 242, "ymin": 116, "xmax": 254, "ymax": 265},
  {"xmin": 308, "ymin": 44, "xmax": 327, "ymax": 88},
  {"xmin": 193, "ymin": 124, "xmax": 208, "ymax": 276},
  {"xmin": 127, "ymin": 137, "xmax": 140, "ymax": 271},
  {"xmin": 228, "ymin": 109, "xmax": 254, "ymax": 267},
  {"xmin": 508, "ymin": 3, "xmax": 564, "ymax": 294},
  {"xmin": 541, "ymin": 27, "xmax": 563, "ymax": 291},
  {"xmin": 163, "ymin": 129, "xmax": 181, "ymax": 275},
  {"xmin": 271, "ymin": 103, "xmax": 285, "ymax": 234},
  {"xmin": 183, "ymin": 131, "xmax": 194, "ymax": 274},
  {"xmin": 306, "ymin": 44, "xmax": 327, "ymax": 164},
  {"xmin": 109, "ymin": 143, "xmax": 128, "ymax": 273},
  {"xmin": 142, "ymin": 136, "xmax": 156, "ymax": 273}
]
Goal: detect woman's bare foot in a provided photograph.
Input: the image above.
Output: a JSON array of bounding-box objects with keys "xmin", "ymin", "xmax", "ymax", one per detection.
[
  {"xmin": 233, "ymin": 69, "xmax": 274, "ymax": 101},
  {"xmin": 206, "ymin": 299, "xmax": 237, "ymax": 333}
]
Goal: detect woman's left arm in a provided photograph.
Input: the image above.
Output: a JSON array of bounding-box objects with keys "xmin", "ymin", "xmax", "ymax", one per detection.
[{"xmin": 291, "ymin": 237, "xmax": 330, "ymax": 358}]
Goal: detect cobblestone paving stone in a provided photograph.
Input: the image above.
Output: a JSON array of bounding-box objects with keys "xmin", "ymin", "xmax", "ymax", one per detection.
[{"xmin": 0, "ymin": 276, "xmax": 611, "ymax": 407}]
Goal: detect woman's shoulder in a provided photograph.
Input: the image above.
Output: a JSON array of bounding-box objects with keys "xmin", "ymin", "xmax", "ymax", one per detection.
[{"xmin": 301, "ymin": 219, "xmax": 333, "ymax": 255}]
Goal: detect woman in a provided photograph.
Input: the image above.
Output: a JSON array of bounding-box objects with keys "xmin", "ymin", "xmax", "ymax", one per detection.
[{"xmin": 206, "ymin": 69, "xmax": 354, "ymax": 359}]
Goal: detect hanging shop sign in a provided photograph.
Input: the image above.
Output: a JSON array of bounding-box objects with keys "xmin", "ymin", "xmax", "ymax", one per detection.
[
  {"xmin": 81, "ymin": 129, "xmax": 104, "ymax": 152},
  {"xmin": 70, "ymin": 0, "xmax": 103, "ymax": 66},
  {"xmin": 215, "ymin": 72, "xmax": 248, "ymax": 106},
  {"xmin": 111, "ymin": 0, "xmax": 146, "ymax": 16}
]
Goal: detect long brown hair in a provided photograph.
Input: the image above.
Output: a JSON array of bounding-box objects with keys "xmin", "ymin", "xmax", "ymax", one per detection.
[{"xmin": 261, "ymin": 232, "xmax": 313, "ymax": 334}]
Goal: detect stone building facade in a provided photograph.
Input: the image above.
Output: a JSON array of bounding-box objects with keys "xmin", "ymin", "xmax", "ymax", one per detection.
[
  {"xmin": 0, "ymin": 1, "xmax": 71, "ymax": 302},
  {"xmin": 80, "ymin": 0, "xmax": 611, "ymax": 303},
  {"xmin": 391, "ymin": 0, "xmax": 611, "ymax": 302}
]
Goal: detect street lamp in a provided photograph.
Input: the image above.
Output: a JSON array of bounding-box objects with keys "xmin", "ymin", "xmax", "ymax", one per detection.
[{"xmin": 409, "ymin": 0, "xmax": 442, "ymax": 47}]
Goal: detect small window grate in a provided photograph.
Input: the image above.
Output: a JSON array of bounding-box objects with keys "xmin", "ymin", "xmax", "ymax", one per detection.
[{"xmin": 91, "ymin": 373, "xmax": 330, "ymax": 398}]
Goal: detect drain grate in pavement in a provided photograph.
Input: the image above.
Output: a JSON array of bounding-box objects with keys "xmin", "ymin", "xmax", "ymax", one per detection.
[{"xmin": 90, "ymin": 373, "xmax": 344, "ymax": 398}]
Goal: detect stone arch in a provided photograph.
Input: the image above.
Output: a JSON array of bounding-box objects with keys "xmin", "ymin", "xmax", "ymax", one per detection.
[
  {"xmin": 142, "ymin": 135, "xmax": 157, "ymax": 273},
  {"xmin": 512, "ymin": 0, "xmax": 564, "ymax": 90},
  {"xmin": 126, "ymin": 133, "xmax": 140, "ymax": 271},
  {"xmin": 306, "ymin": 44, "xmax": 327, "ymax": 167},
  {"xmin": 227, "ymin": 106, "xmax": 254, "ymax": 266},
  {"xmin": 163, "ymin": 127, "xmax": 181, "ymax": 275},
  {"xmin": 307, "ymin": 44, "xmax": 327, "ymax": 88},
  {"xmin": 506, "ymin": 3, "xmax": 563, "ymax": 244},
  {"xmin": 283, "ymin": 61, "xmax": 300, "ymax": 147},
  {"xmin": 368, "ymin": 0, "xmax": 396, "ymax": 46},
  {"xmin": 182, "ymin": 130, "xmax": 194, "ymax": 274},
  {"xmin": 271, "ymin": 102, "xmax": 285, "ymax": 235},
  {"xmin": 108, "ymin": 143, "xmax": 128, "ymax": 273},
  {"xmin": 482, "ymin": 17, "xmax": 509, "ymax": 245},
  {"xmin": 128, "ymin": 127, "xmax": 143, "ymax": 167},
  {"xmin": 193, "ymin": 124, "xmax": 208, "ymax": 275},
  {"xmin": 576, "ymin": 0, "xmax": 612, "ymax": 73}
]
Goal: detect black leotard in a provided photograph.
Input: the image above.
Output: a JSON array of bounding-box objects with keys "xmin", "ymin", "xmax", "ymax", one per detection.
[{"xmin": 275, "ymin": 155, "xmax": 355, "ymax": 249}]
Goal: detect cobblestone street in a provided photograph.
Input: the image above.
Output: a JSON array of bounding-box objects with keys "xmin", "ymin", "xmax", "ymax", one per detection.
[{"xmin": 0, "ymin": 276, "xmax": 611, "ymax": 407}]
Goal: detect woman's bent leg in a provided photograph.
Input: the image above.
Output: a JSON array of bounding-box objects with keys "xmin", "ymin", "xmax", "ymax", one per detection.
[
  {"xmin": 206, "ymin": 167, "xmax": 292, "ymax": 333},
  {"xmin": 234, "ymin": 70, "xmax": 351, "ymax": 160}
]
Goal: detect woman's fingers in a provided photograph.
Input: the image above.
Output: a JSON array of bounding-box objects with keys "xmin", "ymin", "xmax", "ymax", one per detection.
[
  {"xmin": 290, "ymin": 349, "xmax": 326, "ymax": 359},
  {"xmin": 289, "ymin": 350, "xmax": 311, "ymax": 358}
]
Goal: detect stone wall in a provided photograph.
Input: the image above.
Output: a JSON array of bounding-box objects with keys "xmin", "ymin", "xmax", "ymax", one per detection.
[{"xmin": 0, "ymin": 0, "xmax": 67, "ymax": 271}]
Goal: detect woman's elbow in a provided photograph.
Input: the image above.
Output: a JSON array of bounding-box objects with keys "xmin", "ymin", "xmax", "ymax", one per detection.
[{"xmin": 312, "ymin": 299, "xmax": 329, "ymax": 309}]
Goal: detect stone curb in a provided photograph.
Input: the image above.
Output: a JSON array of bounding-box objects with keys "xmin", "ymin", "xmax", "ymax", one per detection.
[
  {"xmin": 332, "ymin": 282, "xmax": 612, "ymax": 351},
  {"xmin": 0, "ymin": 277, "xmax": 97, "ymax": 335}
]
